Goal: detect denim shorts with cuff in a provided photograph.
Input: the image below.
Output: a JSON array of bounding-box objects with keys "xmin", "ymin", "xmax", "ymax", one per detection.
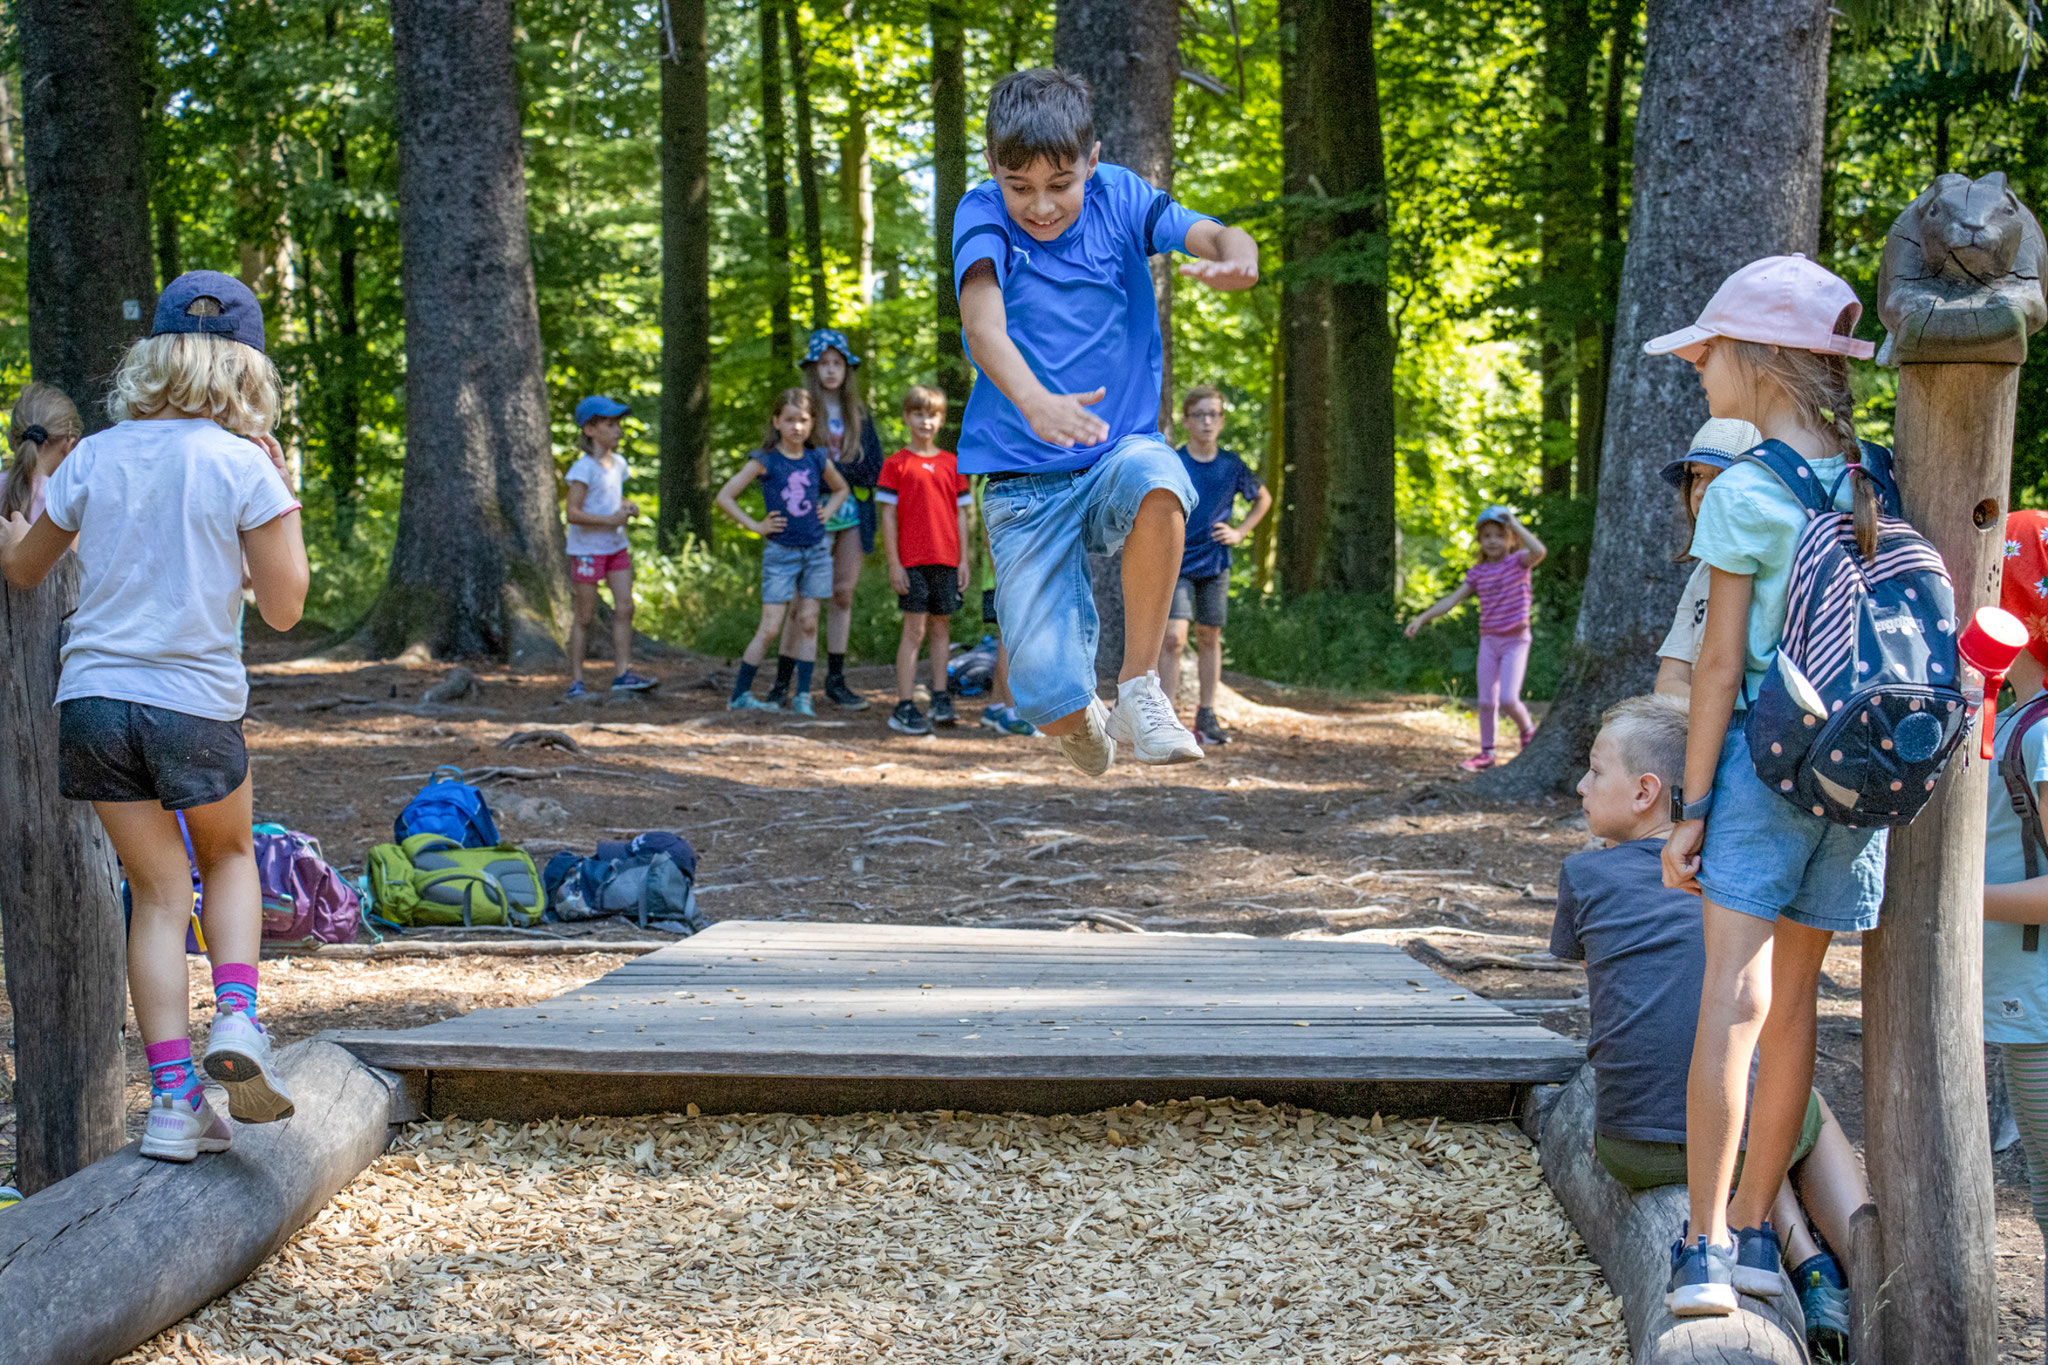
[
  {"xmin": 982, "ymin": 433, "xmax": 1196, "ymax": 728},
  {"xmin": 59, "ymin": 696, "xmax": 248, "ymax": 810},
  {"xmin": 761, "ymin": 540, "xmax": 834, "ymax": 603},
  {"xmin": 1697, "ymin": 722, "xmax": 1888, "ymax": 933}
]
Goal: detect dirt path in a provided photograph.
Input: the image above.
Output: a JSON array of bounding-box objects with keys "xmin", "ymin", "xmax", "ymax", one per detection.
[{"xmin": 3, "ymin": 647, "xmax": 2043, "ymax": 1355}]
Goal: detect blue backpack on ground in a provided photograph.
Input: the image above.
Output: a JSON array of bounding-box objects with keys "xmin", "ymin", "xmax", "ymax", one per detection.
[
  {"xmin": 543, "ymin": 830, "xmax": 704, "ymax": 932},
  {"xmin": 394, "ymin": 765, "xmax": 500, "ymax": 848},
  {"xmin": 1739, "ymin": 439, "xmax": 1968, "ymax": 828},
  {"xmin": 947, "ymin": 635, "xmax": 1000, "ymax": 696}
]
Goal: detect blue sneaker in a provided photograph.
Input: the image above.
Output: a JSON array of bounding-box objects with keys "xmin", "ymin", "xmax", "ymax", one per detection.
[
  {"xmin": 1793, "ymin": 1254, "xmax": 1850, "ymax": 1361},
  {"xmin": 611, "ymin": 670, "xmax": 658, "ymax": 692},
  {"xmin": 1733, "ymin": 1222, "xmax": 1784, "ymax": 1298},
  {"xmin": 564, "ymin": 680, "xmax": 588, "ymax": 700},
  {"xmin": 981, "ymin": 704, "xmax": 1039, "ymax": 737},
  {"xmin": 1665, "ymin": 1227, "xmax": 1738, "ymax": 1317},
  {"xmin": 789, "ymin": 692, "xmax": 816, "ymax": 717},
  {"xmin": 728, "ymin": 692, "xmax": 779, "ymax": 712}
]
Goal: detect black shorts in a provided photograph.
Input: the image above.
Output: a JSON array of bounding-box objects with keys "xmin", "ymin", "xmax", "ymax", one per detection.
[
  {"xmin": 899, "ymin": 563, "xmax": 963, "ymax": 616},
  {"xmin": 1170, "ymin": 572, "xmax": 1230, "ymax": 629},
  {"xmin": 58, "ymin": 696, "xmax": 248, "ymax": 810}
]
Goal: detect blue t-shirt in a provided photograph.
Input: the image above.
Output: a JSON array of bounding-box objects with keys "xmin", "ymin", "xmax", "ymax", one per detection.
[
  {"xmin": 1178, "ymin": 446, "xmax": 1262, "ymax": 580},
  {"xmin": 1985, "ymin": 691, "xmax": 2048, "ymax": 1043},
  {"xmin": 1549, "ymin": 838, "xmax": 1707, "ymax": 1144},
  {"xmin": 753, "ymin": 446, "xmax": 831, "ymax": 548},
  {"xmin": 950, "ymin": 162, "xmax": 1215, "ymax": 475}
]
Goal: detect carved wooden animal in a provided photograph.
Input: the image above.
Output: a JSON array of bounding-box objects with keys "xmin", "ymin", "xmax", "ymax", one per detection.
[{"xmin": 1878, "ymin": 171, "xmax": 2047, "ymax": 365}]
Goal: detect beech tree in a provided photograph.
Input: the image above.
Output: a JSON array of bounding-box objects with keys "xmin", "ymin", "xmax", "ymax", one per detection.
[{"xmin": 931, "ymin": 0, "xmax": 970, "ymax": 438}]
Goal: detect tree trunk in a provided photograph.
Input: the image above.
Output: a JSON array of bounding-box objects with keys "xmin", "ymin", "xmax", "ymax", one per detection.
[
  {"xmin": 660, "ymin": 0, "xmax": 714, "ymax": 550},
  {"xmin": 782, "ymin": 0, "xmax": 829, "ymax": 331},
  {"xmin": 1055, "ymin": 0, "xmax": 1178, "ymax": 685},
  {"xmin": 760, "ymin": 0, "xmax": 793, "ymax": 364},
  {"xmin": 1537, "ymin": 0, "xmax": 1600, "ymax": 500},
  {"xmin": 1278, "ymin": 0, "xmax": 1330, "ymax": 598},
  {"xmin": 1576, "ymin": 0, "xmax": 1641, "ymax": 499},
  {"xmin": 931, "ymin": 0, "xmax": 969, "ymax": 443},
  {"xmin": 11, "ymin": 0, "xmax": 151, "ymax": 1196},
  {"xmin": 1474, "ymin": 0, "xmax": 1833, "ymax": 799},
  {"xmin": 328, "ymin": 126, "xmax": 363, "ymax": 546},
  {"xmin": 1252, "ymin": 332, "xmax": 1284, "ymax": 597},
  {"xmin": 367, "ymin": 0, "xmax": 565, "ymax": 664},
  {"xmin": 1316, "ymin": 0, "xmax": 1398, "ymax": 596},
  {"xmin": 840, "ymin": 0, "xmax": 874, "ymax": 352}
]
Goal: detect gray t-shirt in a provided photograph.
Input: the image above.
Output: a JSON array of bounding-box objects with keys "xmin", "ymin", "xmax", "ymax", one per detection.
[
  {"xmin": 1658, "ymin": 560, "xmax": 1712, "ymax": 665},
  {"xmin": 1549, "ymin": 837, "xmax": 1705, "ymax": 1144}
]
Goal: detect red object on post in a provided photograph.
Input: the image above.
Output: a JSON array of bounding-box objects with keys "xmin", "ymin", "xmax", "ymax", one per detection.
[{"xmin": 1960, "ymin": 605, "xmax": 2029, "ymax": 759}]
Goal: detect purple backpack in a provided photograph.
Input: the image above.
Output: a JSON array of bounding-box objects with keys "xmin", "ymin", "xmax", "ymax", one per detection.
[{"xmin": 255, "ymin": 829, "xmax": 362, "ymax": 945}]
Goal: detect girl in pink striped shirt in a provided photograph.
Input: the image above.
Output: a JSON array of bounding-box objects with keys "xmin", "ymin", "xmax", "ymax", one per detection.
[{"xmin": 1405, "ymin": 505, "xmax": 1548, "ymax": 770}]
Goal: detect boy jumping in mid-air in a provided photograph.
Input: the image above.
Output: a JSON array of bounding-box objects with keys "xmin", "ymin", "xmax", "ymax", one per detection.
[{"xmin": 954, "ymin": 67, "xmax": 1260, "ymax": 775}]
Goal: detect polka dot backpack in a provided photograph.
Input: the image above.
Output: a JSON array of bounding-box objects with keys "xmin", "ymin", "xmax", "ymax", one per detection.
[{"xmin": 1741, "ymin": 438, "xmax": 1968, "ymax": 827}]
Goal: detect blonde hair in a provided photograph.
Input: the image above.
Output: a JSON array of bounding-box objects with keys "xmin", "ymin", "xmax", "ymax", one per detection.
[
  {"xmin": 901, "ymin": 384, "xmax": 947, "ymax": 419},
  {"xmin": 1726, "ymin": 304, "xmax": 1877, "ymax": 558},
  {"xmin": 1598, "ymin": 693, "xmax": 1690, "ymax": 790},
  {"xmin": 105, "ymin": 297, "xmax": 281, "ymax": 436},
  {"xmin": 1, "ymin": 382, "xmax": 83, "ymax": 518},
  {"xmin": 802, "ymin": 353, "xmax": 864, "ymax": 463}
]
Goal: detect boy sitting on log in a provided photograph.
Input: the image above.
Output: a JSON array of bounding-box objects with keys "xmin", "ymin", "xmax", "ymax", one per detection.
[{"xmin": 1550, "ymin": 694, "xmax": 1864, "ymax": 1360}]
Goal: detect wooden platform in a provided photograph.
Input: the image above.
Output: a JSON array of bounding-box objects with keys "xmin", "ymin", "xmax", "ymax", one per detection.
[{"xmin": 329, "ymin": 921, "xmax": 1583, "ymax": 1121}]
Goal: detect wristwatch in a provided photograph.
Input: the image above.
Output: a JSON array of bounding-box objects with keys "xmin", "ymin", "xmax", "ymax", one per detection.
[{"xmin": 1670, "ymin": 787, "xmax": 1714, "ymax": 823}]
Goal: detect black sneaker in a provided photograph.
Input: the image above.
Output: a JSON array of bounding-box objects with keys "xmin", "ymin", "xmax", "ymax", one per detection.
[
  {"xmin": 763, "ymin": 683, "xmax": 789, "ymax": 710},
  {"xmin": 888, "ymin": 700, "xmax": 932, "ymax": 736},
  {"xmin": 1194, "ymin": 706, "xmax": 1230, "ymax": 745},
  {"xmin": 825, "ymin": 675, "xmax": 871, "ymax": 711},
  {"xmin": 929, "ymin": 693, "xmax": 958, "ymax": 726}
]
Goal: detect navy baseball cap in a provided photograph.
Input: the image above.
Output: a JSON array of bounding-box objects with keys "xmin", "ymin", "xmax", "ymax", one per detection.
[
  {"xmin": 153, "ymin": 271, "xmax": 265, "ymax": 353},
  {"xmin": 574, "ymin": 395, "xmax": 631, "ymax": 427}
]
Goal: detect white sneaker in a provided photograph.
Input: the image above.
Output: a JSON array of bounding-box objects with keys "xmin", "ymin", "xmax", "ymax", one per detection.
[
  {"xmin": 1057, "ymin": 697, "xmax": 1117, "ymax": 776},
  {"xmin": 1105, "ymin": 672, "xmax": 1203, "ymax": 765},
  {"xmin": 139, "ymin": 1093, "xmax": 233, "ymax": 1163},
  {"xmin": 203, "ymin": 1011, "xmax": 296, "ymax": 1123}
]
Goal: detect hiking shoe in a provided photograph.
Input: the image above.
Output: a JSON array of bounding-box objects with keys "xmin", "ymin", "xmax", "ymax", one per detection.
[
  {"xmin": 981, "ymin": 704, "xmax": 1038, "ymax": 736},
  {"xmin": 763, "ymin": 683, "xmax": 789, "ymax": 709},
  {"xmin": 1058, "ymin": 697, "xmax": 1117, "ymax": 776},
  {"xmin": 611, "ymin": 670, "xmax": 658, "ymax": 692},
  {"xmin": 1517, "ymin": 724, "xmax": 1538, "ymax": 748},
  {"xmin": 1104, "ymin": 672, "xmax": 1202, "ymax": 765},
  {"xmin": 204, "ymin": 1010, "xmax": 296, "ymax": 1123},
  {"xmin": 825, "ymin": 676, "xmax": 871, "ymax": 711},
  {"xmin": 789, "ymin": 692, "xmax": 816, "ymax": 717},
  {"xmin": 1459, "ymin": 751, "xmax": 1497, "ymax": 772},
  {"xmin": 564, "ymin": 680, "xmax": 588, "ymax": 700},
  {"xmin": 139, "ymin": 1092, "xmax": 233, "ymax": 1163},
  {"xmin": 889, "ymin": 700, "xmax": 932, "ymax": 736},
  {"xmin": 1665, "ymin": 1228, "xmax": 1739, "ymax": 1317},
  {"xmin": 728, "ymin": 692, "xmax": 778, "ymax": 712},
  {"xmin": 930, "ymin": 693, "xmax": 958, "ymax": 726},
  {"xmin": 1733, "ymin": 1222, "xmax": 1785, "ymax": 1298},
  {"xmin": 1194, "ymin": 706, "xmax": 1230, "ymax": 745},
  {"xmin": 1795, "ymin": 1256, "xmax": 1851, "ymax": 1362}
]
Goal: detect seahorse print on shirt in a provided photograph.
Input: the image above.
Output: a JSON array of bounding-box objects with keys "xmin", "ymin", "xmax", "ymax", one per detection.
[{"xmin": 781, "ymin": 469, "xmax": 815, "ymax": 519}]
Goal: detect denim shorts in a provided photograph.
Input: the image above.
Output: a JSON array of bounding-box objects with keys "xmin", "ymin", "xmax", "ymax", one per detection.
[
  {"xmin": 982, "ymin": 433, "xmax": 1196, "ymax": 728},
  {"xmin": 1170, "ymin": 572, "xmax": 1229, "ymax": 628},
  {"xmin": 761, "ymin": 540, "xmax": 833, "ymax": 603},
  {"xmin": 1698, "ymin": 723, "xmax": 1888, "ymax": 933}
]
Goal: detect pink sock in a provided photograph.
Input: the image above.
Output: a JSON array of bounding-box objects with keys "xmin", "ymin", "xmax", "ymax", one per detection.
[
  {"xmin": 145, "ymin": 1038, "xmax": 206, "ymax": 1107},
  {"xmin": 213, "ymin": 962, "xmax": 259, "ymax": 1019}
]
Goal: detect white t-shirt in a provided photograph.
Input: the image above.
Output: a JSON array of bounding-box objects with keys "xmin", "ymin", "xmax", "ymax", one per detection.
[
  {"xmin": 564, "ymin": 452, "xmax": 629, "ymax": 556},
  {"xmin": 44, "ymin": 418, "xmax": 298, "ymax": 721},
  {"xmin": 1658, "ymin": 560, "xmax": 1713, "ymax": 665}
]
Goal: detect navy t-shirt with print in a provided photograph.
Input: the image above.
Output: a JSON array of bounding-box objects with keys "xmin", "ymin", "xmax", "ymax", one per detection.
[
  {"xmin": 950, "ymin": 162, "xmax": 1217, "ymax": 475},
  {"xmin": 1178, "ymin": 447, "xmax": 1263, "ymax": 581},
  {"xmin": 1549, "ymin": 838, "xmax": 1706, "ymax": 1145},
  {"xmin": 754, "ymin": 446, "xmax": 830, "ymax": 548}
]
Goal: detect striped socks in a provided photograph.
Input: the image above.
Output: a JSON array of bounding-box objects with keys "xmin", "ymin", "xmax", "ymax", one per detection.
[
  {"xmin": 145, "ymin": 1039, "xmax": 207, "ymax": 1109},
  {"xmin": 213, "ymin": 962, "xmax": 260, "ymax": 1022}
]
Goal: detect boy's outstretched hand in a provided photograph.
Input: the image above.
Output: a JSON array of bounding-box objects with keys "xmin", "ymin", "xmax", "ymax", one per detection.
[
  {"xmin": 1180, "ymin": 256, "xmax": 1260, "ymax": 292},
  {"xmin": 1024, "ymin": 389, "xmax": 1110, "ymax": 448}
]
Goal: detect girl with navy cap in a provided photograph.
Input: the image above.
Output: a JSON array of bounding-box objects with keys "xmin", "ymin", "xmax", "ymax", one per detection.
[{"xmin": 0, "ymin": 270, "xmax": 307, "ymax": 1162}]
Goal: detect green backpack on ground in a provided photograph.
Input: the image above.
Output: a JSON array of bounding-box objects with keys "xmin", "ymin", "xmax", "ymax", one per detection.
[{"xmin": 366, "ymin": 833, "xmax": 544, "ymax": 928}]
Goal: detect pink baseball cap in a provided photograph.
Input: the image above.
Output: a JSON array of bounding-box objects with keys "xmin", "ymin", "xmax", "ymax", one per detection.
[{"xmin": 1644, "ymin": 254, "xmax": 1876, "ymax": 363}]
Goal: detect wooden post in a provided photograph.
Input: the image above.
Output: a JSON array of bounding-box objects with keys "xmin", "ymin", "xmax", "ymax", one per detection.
[
  {"xmin": 1865, "ymin": 172, "xmax": 2048, "ymax": 1363},
  {"xmin": 0, "ymin": 557, "xmax": 128, "ymax": 1193}
]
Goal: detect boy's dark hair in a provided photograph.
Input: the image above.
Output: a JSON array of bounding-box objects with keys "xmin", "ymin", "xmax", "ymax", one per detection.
[
  {"xmin": 1181, "ymin": 384, "xmax": 1224, "ymax": 416},
  {"xmin": 902, "ymin": 384, "xmax": 947, "ymax": 418},
  {"xmin": 1598, "ymin": 693, "xmax": 1689, "ymax": 791},
  {"xmin": 985, "ymin": 68, "xmax": 1095, "ymax": 172}
]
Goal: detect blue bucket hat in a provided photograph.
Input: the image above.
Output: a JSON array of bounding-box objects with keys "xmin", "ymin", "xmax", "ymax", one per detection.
[
  {"xmin": 153, "ymin": 270, "xmax": 265, "ymax": 353},
  {"xmin": 800, "ymin": 328, "xmax": 861, "ymax": 368},
  {"xmin": 1659, "ymin": 417, "xmax": 1764, "ymax": 489},
  {"xmin": 574, "ymin": 395, "xmax": 631, "ymax": 427}
]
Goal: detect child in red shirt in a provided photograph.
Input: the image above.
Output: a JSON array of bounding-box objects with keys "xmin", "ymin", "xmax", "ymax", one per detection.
[{"xmin": 879, "ymin": 386, "xmax": 973, "ymax": 735}]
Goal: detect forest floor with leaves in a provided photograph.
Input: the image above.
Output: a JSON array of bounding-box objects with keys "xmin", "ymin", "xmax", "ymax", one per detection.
[{"xmin": 3, "ymin": 642, "xmax": 2044, "ymax": 1357}]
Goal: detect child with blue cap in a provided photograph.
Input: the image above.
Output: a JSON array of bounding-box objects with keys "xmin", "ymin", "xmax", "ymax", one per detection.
[{"xmin": 562, "ymin": 394, "xmax": 656, "ymax": 698}]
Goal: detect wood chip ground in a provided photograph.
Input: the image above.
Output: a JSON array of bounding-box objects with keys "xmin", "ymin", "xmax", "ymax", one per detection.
[{"xmin": 119, "ymin": 1103, "xmax": 1624, "ymax": 1364}]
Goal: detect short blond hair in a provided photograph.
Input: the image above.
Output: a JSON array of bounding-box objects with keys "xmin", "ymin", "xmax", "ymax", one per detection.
[
  {"xmin": 105, "ymin": 298, "xmax": 281, "ymax": 435},
  {"xmin": 1597, "ymin": 693, "xmax": 1689, "ymax": 789}
]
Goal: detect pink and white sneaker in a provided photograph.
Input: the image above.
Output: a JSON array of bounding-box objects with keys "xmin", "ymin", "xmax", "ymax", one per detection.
[
  {"xmin": 204, "ymin": 1011, "xmax": 296, "ymax": 1123},
  {"xmin": 139, "ymin": 1093, "xmax": 233, "ymax": 1163},
  {"xmin": 1459, "ymin": 751, "xmax": 1498, "ymax": 772}
]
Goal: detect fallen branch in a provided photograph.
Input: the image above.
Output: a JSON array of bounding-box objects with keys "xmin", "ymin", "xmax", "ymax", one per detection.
[
  {"xmin": 266, "ymin": 939, "xmax": 670, "ymax": 960},
  {"xmin": 499, "ymin": 729, "xmax": 583, "ymax": 753}
]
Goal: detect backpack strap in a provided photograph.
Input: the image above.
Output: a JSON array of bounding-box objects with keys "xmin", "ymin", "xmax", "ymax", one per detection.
[
  {"xmin": 1733, "ymin": 439, "xmax": 1837, "ymax": 516},
  {"xmin": 1856, "ymin": 441, "xmax": 1904, "ymax": 517},
  {"xmin": 1999, "ymin": 692, "xmax": 2048, "ymax": 951}
]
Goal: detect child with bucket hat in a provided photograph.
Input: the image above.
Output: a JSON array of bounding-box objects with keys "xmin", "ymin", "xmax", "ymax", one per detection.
[{"xmin": 1654, "ymin": 417, "xmax": 1764, "ymax": 699}]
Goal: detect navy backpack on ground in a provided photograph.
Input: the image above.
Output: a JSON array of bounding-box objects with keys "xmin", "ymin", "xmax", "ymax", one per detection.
[
  {"xmin": 394, "ymin": 765, "xmax": 500, "ymax": 848},
  {"xmin": 543, "ymin": 830, "xmax": 704, "ymax": 931},
  {"xmin": 1740, "ymin": 439, "xmax": 1968, "ymax": 827}
]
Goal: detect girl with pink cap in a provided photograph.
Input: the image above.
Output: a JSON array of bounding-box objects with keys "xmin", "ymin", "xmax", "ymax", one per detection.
[{"xmin": 1647, "ymin": 255, "xmax": 1889, "ymax": 1317}]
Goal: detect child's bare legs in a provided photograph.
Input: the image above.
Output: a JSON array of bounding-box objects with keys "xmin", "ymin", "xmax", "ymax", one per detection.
[
  {"xmin": 897, "ymin": 611, "xmax": 928, "ymax": 702},
  {"xmin": 743, "ymin": 601, "xmax": 791, "ymax": 667},
  {"xmin": 1040, "ymin": 490, "xmax": 1183, "ymax": 738},
  {"xmin": 1158, "ymin": 618, "xmax": 1190, "ymax": 707},
  {"xmin": 1730, "ymin": 919, "xmax": 1832, "ymax": 1233},
  {"xmin": 1687, "ymin": 901, "xmax": 1781, "ymax": 1245},
  {"xmin": 790, "ymin": 597, "xmax": 822, "ymax": 661},
  {"xmin": 1193, "ymin": 623, "xmax": 1222, "ymax": 711},
  {"xmin": 568, "ymin": 580, "xmax": 599, "ymax": 685},
  {"xmin": 607, "ymin": 566, "xmax": 635, "ymax": 678},
  {"xmin": 993, "ymin": 641, "xmax": 1016, "ymax": 707},
  {"xmin": 1775, "ymin": 1096, "xmax": 1868, "ymax": 1263},
  {"xmin": 928, "ymin": 611, "xmax": 951, "ymax": 696},
  {"xmin": 827, "ymin": 528, "xmax": 862, "ymax": 657}
]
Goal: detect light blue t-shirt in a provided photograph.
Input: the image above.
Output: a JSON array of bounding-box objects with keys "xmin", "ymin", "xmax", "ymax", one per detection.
[
  {"xmin": 1687, "ymin": 452, "xmax": 1854, "ymax": 699},
  {"xmin": 1986, "ymin": 691, "xmax": 2048, "ymax": 1043},
  {"xmin": 950, "ymin": 162, "xmax": 1215, "ymax": 475}
]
